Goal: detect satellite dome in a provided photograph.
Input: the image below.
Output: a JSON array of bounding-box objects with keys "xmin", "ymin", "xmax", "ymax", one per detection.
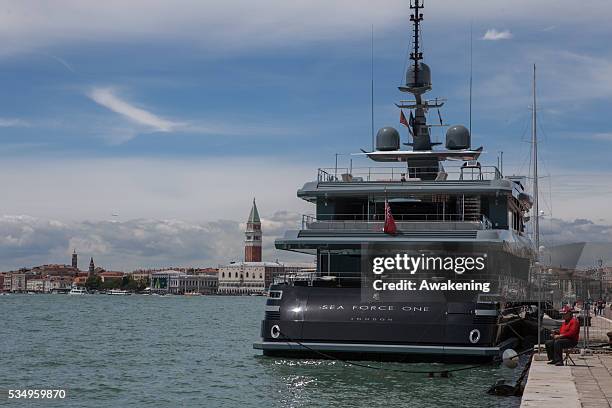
[
  {"xmin": 376, "ymin": 127, "xmax": 400, "ymax": 151},
  {"xmin": 445, "ymin": 125, "xmax": 471, "ymax": 150},
  {"xmin": 405, "ymin": 63, "xmax": 432, "ymax": 89}
]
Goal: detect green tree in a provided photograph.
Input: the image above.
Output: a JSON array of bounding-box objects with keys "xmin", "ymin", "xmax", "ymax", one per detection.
[
  {"xmin": 120, "ymin": 276, "xmax": 146, "ymax": 292},
  {"xmin": 102, "ymin": 279, "xmax": 121, "ymax": 290},
  {"xmin": 85, "ymin": 275, "xmax": 102, "ymax": 290}
]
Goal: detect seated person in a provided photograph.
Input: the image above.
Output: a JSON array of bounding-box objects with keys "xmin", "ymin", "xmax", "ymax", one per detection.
[{"xmin": 545, "ymin": 306, "xmax": 580, "ymax": 366}]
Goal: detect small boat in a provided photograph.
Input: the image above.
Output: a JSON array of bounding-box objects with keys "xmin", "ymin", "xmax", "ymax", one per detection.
[
  {"xmin": 107, "ymin": 289, "xmax": 131, "ymax": 296},
  {"xmin": 184, "ymin": 292, "xmax": 202, "ymax": 297},
  {"xmin": 68, "ymin": 287, "xmax": 88, "ymax": 295}
]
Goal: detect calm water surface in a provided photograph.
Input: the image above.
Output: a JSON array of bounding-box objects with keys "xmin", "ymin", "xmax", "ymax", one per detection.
[{"xmin": 1, "ymin": 295, "xmax": 523, "ymax": 407}]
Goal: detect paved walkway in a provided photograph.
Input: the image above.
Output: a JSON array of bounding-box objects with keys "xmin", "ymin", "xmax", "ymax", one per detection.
[
  {"xmin": 521, "ymin": 353, "xmax": 612, "ymax": 408},
  {"xmin": 521, "ymin": 356, "xmax": 580, "ymax": 408}
]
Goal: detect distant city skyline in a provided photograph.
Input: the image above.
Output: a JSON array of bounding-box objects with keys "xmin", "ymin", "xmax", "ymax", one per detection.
[{"xmin": 1, "ymin": 1, "xmax": 612, "ymax": 269}]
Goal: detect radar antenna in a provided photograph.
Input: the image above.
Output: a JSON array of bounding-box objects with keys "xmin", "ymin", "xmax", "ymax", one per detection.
[
  {"xmin": 363, "ymin": 0, "xmax": 482, "ymax": 180},
  {"xmin": 410, "ymin": 0, "xmax": 424, "ymax": 87},
  {"xmin": 398, "ymin": 0, "xmax": 436, "ymax": 153}
]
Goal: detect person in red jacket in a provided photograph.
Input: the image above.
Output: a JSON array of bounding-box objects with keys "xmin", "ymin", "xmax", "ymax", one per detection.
[{"xmin": 545, "ymin": 306, "xmax": 580, "ymax": 366}]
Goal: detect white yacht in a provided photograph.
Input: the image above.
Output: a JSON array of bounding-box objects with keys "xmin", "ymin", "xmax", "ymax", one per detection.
[
  {"xmin": 68, "ymin": 287, "xmax": 88, "ymax": 295},
  {"xmin": 107, "ymin": 289, "xmax": 131, "ymax": 296}
]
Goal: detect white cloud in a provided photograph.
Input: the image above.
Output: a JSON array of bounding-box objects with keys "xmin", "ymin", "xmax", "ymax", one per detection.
[
  {"xmin": 0, "ymin": 118, "xmax": 30, "ymax": 127},
  {"xmin": 463, "ymin": 48, "xmax": 612, "ymax": 119},
  {"xmin": 0, "ymin": 1, "xmax": 609, "ymax": 56},
  {"xmin": 0, "ymin": 212, "xmax": 310, "ymax": 271},
  {"xmin": 88, "ymin": 87, "xmax": 180, "ymax": 132},
  {"xmin": 1, "ymin": 211, "xmax": 610, "ymax": 272},
  {"xmin": 482, "ymin": 29, "xmax": 513, "ymax": 41},
  {"xmin": 0, "ymin": 157, "xmax": 313, "ymax": 222},
  {"xmin": 86, "ymin": 87, "xmax": 299, "ymax": 143},
  {"xmin": 592, "ymin": 133, "xmax": 612, "ymax": 141},
  {"xmin": 540, "ymin": 51, "xmax": 612, "ymax": 103},
  {"xmin": 541, "ymin": 217, "xmax": 612, "ymax": 246}
]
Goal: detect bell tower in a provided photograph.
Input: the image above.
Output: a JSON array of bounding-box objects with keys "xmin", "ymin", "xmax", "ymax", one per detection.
[
  {"xmin": 72, "ymin": 249, "xmax": 78, "ymax": 269},
  {"xmin": 244, "ymin": 198, "xmax": 262, "ymax": 262}
]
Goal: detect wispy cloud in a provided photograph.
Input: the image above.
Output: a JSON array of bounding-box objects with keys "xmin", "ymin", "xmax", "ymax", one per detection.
[
  {"xmin": 47, "ymin": 54, "xmax": 76, "ymax": 74},
  {"xmin": 592, "ymin": 133, "xmax": 612, "ymax": 141},
  {"xmin": 86, "ymin": 86, "xmax": 298, "ymax": 144},
  {"xmin": 482, "ymin": 29, "xmax": 513, "ymax": 40},
  {"xmin": 88, "ymin": 87, "xmax": 180, "ymax": 132},
  {"xmin": 0, "ymin": 118, "xmax": 30, "ymax": 127}
]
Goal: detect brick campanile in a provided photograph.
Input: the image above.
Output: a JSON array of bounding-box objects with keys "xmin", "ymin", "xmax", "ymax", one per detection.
[
  {"xmin": 72, "ymin": 249, "xmax": 78, "ymax": 269},
  {"xmin": 244, "ymin": 198, "xmax": 262, "ymax": 262}
]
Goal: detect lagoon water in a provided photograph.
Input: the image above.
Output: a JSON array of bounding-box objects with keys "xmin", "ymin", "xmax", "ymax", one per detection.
[{"xmin": 1, "ymin": 295, "xmax": 522, "ymax": 407}]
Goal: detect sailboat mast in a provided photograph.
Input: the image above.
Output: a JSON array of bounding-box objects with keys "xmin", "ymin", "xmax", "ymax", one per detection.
[
  {"xmin": 532, "ymin": 63, "xmax": 542, "ymax": 355},
  {"xmin": 532, "ymin": 64, "xmax": 539, "ymax": 252}
]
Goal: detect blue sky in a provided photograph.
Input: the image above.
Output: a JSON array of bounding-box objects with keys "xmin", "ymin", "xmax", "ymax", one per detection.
[{"xmin": 1, "ymin": 0, "xmax": 612, "ymax": 270}]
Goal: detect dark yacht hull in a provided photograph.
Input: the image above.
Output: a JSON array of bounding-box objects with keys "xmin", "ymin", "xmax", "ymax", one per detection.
[{"xmin": 254, "ymin": 284, "xmax": 527, "ymax": 363}]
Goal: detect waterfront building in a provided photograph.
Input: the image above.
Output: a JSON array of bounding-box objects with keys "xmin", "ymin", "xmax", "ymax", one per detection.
[
  {"xmin": 129, "ymin": 270, "xmax": 151, "ymax": 282},
  {"xmin": 99, "ymin": 271, "xmax": 125, "ymax": 283},
  {"xmin": 45, "ymin": 275, "xmax": 73, "ymax": 293},
  {"xmin": 26, "ymin": 277, "xmax": 45, "ymax": 293},
  {"xmin": 30, "ymin": 264, "xmax": 79, "ymax": 277},
  {"xmin": 218, "ymin": 261, "xmax": 315, "ymax": 295},
  {"xmin": 150, "ymin": 270, "xmax": 218, "ymax": 295},
  {"xmin": 171, "ymin": 273, "xmax": 217, "ymax": 295},
  {"xmin": 10, "ymin": 273, "xmax": 26, "ymax": 293},
  {"xmin": 73, "ymin": 273, "xmax": 89, "ymax": 287},
  {"xmin": 150, "ymin": 270, "xmax": 176, "ymax": 294},
  {"xmin": 2, "ymin": 274, "xmax": 10, "ymax": 292},
  {"xmin": 244, "ymin": 198, "xmax": 262, "ymax": 262},
  {"xmin": 192, "ymin": 267, "xmax": 219, "ymax": 276},
  {"xmin": 218, "ymin": 261, "xmax": 283, "ymax": 295}
]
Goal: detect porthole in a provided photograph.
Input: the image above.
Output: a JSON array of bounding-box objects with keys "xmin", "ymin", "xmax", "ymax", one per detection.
[
  {"xmin": 271, "ymin": 325, "xmax": 281, "ymax": 339},
  {"xmin": 469, "ymin": 329, "xmax": 481, "ymax": 344}
]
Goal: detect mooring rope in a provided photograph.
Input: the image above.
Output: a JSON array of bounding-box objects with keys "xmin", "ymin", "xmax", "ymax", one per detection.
[{"xmin": 278, "ymin": 330, "xmax": 529, "ymax": 375}]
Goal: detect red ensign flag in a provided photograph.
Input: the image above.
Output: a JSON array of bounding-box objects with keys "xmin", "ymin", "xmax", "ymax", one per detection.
[
  {"xmin": 383, "ymin": 200, "xmax": 397, "ymax": 235},
  {"xmin": 400, "ymin": 110, "xmax": 409, "ymax": 127}
]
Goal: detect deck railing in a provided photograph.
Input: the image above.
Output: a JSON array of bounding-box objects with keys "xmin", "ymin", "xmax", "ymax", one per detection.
[
  {"xmin": 301, "ymin": 213, "xmax": 494, "ymax": 230},
  {"xmin": 317, "ymin": 165, "xmax": 502, "ymax": 183}
]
